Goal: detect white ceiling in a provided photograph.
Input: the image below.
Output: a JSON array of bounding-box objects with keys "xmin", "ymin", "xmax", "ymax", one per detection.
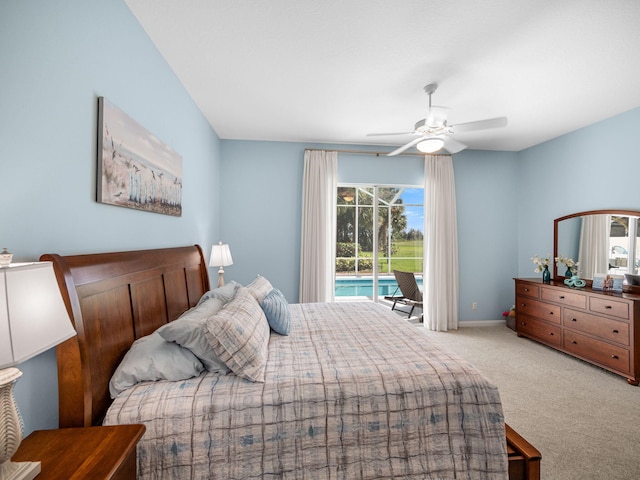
[{"xmin": 125, "ymin": 0, "xmax": 640, "ymax": 152}]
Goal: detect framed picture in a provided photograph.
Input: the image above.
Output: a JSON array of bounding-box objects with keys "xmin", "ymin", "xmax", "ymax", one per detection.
[
  {"xmin": 592, "ymin": 273, "xmax": 623, "ymax": 292},
  {"xmin": 97, "ymin": 97, "xmax": 182, "ymax": 216}
]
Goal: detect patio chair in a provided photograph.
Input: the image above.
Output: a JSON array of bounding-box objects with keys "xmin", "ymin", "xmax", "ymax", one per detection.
[{"xmin": 384, "ymin": 270, "xmax": 423, "ymax": 320}]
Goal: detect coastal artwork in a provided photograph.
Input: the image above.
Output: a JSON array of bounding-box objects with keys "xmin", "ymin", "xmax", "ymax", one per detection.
[{"xmin": 97, "ymin": 97, "xmax": 182, "ymax": 216}]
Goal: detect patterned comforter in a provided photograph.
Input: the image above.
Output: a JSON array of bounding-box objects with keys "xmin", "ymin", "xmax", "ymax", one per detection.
[{"xmin": 104, "ymin": 301, "xmax": 508, "ymax": 479}]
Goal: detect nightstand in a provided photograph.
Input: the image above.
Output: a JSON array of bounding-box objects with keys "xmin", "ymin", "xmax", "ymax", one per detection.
[{"xmin": 12, "ymin": 424, "xmax": 145, "ymax": 480}]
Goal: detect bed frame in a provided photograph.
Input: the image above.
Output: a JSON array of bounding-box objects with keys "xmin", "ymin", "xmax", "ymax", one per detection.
[
  {"xmin": 40, "ymin": 245, "xmax": 210, "ymax": 428},
  {"xmin": 42, "ymin": 244, "xmax": 540, "ymax": 479}
]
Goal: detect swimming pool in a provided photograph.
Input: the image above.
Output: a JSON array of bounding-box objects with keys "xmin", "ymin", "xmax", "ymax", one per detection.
[{"xmin": 335, "ymin": 276, "xmax": 423, "ymax": 297}]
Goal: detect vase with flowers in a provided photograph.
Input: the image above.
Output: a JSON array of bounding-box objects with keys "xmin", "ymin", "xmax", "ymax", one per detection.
[
  {"xmin": 555, "ymin": 256, "xmax": 579, "ymax": 277},
  {"xmin": 556, "ymin": 256, "xmax": 585, "ymax": 287},
  {"xmin": 531, "ymin": 255, "xmax": 551, "ymax": 283}
]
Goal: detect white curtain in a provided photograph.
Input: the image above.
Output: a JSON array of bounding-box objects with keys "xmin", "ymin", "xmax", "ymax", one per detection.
[
  {"xmin": 423, "ymin": 154, "xmax": 459, "ymax": 331},
  {"xmin": 299, "ymin": 149, "xmax": 337, "ymax": 303},
  {"xmin": 578, "ymin": 214, "xmax": 610, "ymax": 278}
]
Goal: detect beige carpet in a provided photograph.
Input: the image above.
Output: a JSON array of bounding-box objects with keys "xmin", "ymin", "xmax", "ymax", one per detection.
[{"xmin": 420, "ymin": 325, "xmax": 640, "ymax": 480}]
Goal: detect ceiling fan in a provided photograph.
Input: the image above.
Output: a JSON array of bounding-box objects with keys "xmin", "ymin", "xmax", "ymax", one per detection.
[{"xmin": 367, "ymin": 83, "xmax": 507, "ymax": 156}]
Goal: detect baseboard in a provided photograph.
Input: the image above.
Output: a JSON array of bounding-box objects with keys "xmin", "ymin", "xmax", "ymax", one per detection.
[{"xmin": 458, "ymin": 319, "xmax": 507, "ymax": 328}]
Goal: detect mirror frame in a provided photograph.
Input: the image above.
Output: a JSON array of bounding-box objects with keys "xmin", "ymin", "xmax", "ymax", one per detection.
[{"xmin": 554, "ymin": 209, "xmax": 640, "ymax": 282}]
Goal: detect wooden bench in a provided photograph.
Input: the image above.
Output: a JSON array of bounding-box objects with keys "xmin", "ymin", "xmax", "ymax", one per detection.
[{"xmin": 506, "ymin": 423, "xmax": 541, "ymax": 480}]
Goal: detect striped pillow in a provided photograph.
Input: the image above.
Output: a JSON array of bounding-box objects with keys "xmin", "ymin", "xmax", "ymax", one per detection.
[
  {"xmin": 246, "ymin": 274, "xmax": 273, "ymax": 303},
  {"xmin": 261, "ymin": 288, "xmax": 291, "ymax": 335},
  {"xmin": 204, "ymin": 287, "xmax": 270, "ymax": 382}
]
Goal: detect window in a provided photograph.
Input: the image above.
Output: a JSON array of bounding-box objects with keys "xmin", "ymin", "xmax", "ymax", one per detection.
[
  {"xmin": 335, "ymin": 185, "xmax": 424, "ymax": 300},
  {"xmin": 609, "ymin": 215, "xmax": 640, "ymax": 274}
]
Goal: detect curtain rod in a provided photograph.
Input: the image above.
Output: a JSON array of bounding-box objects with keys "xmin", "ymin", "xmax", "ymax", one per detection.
[{"xmin": 306, "ymin": 148, "xmax": 450, "ymax": 158}]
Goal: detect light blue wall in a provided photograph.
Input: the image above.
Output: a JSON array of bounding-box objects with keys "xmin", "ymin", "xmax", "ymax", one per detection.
[
  {"xmin": 219, "ymin": 142, "xmax": 428, "ymax": 302},
  {"xmin": 221, "ymin": 108, "xmax": 640, "ymax": 322},
  {"xmin": 455, "ymin": 150, "xmax": 519, "ymax": 319},
  {"xmin": 516, "ymin": 108, "xmax": 640, "ymax": 277},
  {"xmin": 1, "ymin": 0, "xmax": 221, "ymax": 434},
  {"xmin": 220, "ymin": 141, "xmax": 519, "ymax": 321}
]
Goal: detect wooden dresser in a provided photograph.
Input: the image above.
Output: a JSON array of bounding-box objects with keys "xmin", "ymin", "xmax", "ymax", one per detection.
[{"xmin": 514, "ymin": 278, "xmax": 640, "ymax": 385}]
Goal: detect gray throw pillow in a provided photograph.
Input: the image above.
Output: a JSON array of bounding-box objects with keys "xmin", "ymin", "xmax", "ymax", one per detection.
[{"xmin": 109, "ymin": 331, "xmax": 203, "ymax": 398}]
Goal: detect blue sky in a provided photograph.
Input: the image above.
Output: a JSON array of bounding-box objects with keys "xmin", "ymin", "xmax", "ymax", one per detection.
[{"xmin": 400, "ymin": 188, "xmax": 424, "ymax": 233}]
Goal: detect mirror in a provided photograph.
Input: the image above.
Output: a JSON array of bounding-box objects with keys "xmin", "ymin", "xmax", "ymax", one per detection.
[{"xmin": 554, "ymin": 209, "xmax": 640, "ymax": 281}]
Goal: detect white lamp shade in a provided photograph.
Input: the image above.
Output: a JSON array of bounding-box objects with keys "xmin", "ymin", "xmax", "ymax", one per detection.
[
  {"xmin": 0, "ymin": 262, "xmax": 76, "ymax": 369},
  {"xmin": 416, "ymin": 137, "xmax": 445, "ymax": 153},
  {"xmin": 209, "ymin": 243, "xmax": 233, "ymax": 267}
]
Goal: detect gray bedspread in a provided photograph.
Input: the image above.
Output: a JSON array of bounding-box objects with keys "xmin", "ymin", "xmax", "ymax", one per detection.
[{"xmin": 104, "ymin": 301, "xmax": 508, "ymax": 479}]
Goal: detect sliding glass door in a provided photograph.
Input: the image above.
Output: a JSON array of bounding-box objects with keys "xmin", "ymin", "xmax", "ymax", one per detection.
[{"xmin": 335, "ymin": 185, "xmax": 424, "ymax": 301}]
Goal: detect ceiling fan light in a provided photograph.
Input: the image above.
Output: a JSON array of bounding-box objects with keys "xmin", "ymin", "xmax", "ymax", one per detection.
[{"xmin": 416, "ymin": 137, "xmax": 445, "ymax": 153}]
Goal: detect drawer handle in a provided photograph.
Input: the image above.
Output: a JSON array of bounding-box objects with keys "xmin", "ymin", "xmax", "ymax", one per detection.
[
  {"xmin": 559, "ymin": 295, "xmax": 565, "ymax": 299},
  {"xmin": 613, "ymin": 329, "xmax": 619, "ymax": 334},
  {"xmin": 571, "ymin": 318, "xmax": 577, "ymax": 322},
  {"xmin": 571, "ymin": 340, "xmax": 577, "ymax": 344},
  {"xmin": 611, "ymin": 355, "xmax": 619, "ymax": 360},
  {"xmin": 549, "ymin": 311, "xmax": 554, "ymax": 315},
  {"xmin": 605, "ymin": 305, "xmax": 613, "ymax": 309},
  {"xmin": 524, "ymin": 288, "xmax": 529, "ymax": 292},
  {"xmin": 520, "ymin": 321, "xmax": 526, "ymax": 326},
  {"xmin": 549, "ymin": 332, "xmax": 554, "ymax": 336}
]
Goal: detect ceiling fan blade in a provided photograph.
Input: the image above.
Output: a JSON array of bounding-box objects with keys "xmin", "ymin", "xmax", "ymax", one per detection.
[
  {"xmin": 366, "ymin": 131, "xmax": 415, "ymax": 137},
  {"xmin": 451, "ymin": 116, "xmax": 508, "ymax": 132},
  {"xmin": 387, "ymin": 137, "xmax": 424, "ymax": 156},
  {"xmin": 442, "ymin": 135, "xmax": 467, "ymax": 154}
]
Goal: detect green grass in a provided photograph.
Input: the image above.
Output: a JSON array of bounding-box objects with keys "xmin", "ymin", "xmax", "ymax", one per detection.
[{"xmin": 341, "ymin": 240, "xmax": 423, "ymax": 274}]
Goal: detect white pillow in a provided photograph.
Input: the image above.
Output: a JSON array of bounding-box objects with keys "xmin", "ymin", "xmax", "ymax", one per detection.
[
  {"xmin": 157, "ymin": 297, "xmax": 229, "ymax": 373},
  {"xmin": 109, "ymin": 331, "xmax": 203, "ymax": 398},
  {"xmin": 197, "ymin": 281, "xmax": 240, "ymax": 306}
]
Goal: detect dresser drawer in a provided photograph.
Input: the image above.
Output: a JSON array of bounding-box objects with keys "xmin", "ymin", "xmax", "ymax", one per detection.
[
  {"xmin": 515, "ymin": 282, "xmax": 540, "ymax": 299},
  {"xmin": 563, "ymin": 330, "xmax": 630, "ymax": 373},
  {"xmin": 589, "ymin": 297, "xmax": 630, "ymax": 319},
  {"xmin": 541, "ymin": 287, "xmax": 587, "ymax": 309},
  {"xmin": 517, "ymin": 297, "xmax": 561, "ymax": 324},
  {"xmin": 517, "ymin": 314, "xmax": 562, "ymax": 347},
  {"xmin": 563, "ymin": 308, "xmax": 630, "ymax": 346}
]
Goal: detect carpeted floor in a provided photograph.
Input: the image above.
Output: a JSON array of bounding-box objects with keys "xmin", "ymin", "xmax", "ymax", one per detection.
[{"xmin": 420, "ymin": 325, "xmax": 640, "ymax": 480}]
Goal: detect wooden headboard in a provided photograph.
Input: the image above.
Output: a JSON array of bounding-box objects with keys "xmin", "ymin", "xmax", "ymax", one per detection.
[{"xmin": 40, "ymin": 245, "xmax": 210, "ymax": 428}]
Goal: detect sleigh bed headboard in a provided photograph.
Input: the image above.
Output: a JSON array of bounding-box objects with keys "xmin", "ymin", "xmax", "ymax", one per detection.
[{"xmin": 40, "ymin": 245, "xmax": 210, "ymax": 428}]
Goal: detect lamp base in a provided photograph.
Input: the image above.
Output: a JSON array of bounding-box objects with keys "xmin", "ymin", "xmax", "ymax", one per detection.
[
  {"xmin": 0, "ymin": 460, "xmax": 41, "ymax": 480},
  {"xmin": 217, "ymin": 267, "xmax": 225, "ymax": 288},
  {"xmin": 0, "ymin": 368, "xmax": 40, "ymax": 480}
]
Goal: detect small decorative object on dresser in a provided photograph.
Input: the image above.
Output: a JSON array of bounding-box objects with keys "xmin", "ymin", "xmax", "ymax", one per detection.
[
  {"xmin": 564, "ymin": 275, "xmax": 586, "ymax": 288},
  {"xmin": 515, "ymin": 278, "xmax": 640, "ymax": 385},
  {"xmin": 531, "ymin": 255, "xmax": 551, "ymax": 284},
  {"xmin": 592, "ymin": 273, "xmax": 624, "ymax": 292}
]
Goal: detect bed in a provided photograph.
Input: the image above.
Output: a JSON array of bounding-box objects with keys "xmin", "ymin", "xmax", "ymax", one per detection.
[{"xmin": 43, "ymin": 245, "xmax": 509, "ymax": 479}]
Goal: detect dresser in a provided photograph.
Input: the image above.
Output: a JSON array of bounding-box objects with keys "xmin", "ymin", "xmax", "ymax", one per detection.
[{"xmin": 515, "ymin": 278, "xmax": 640, "ymax": 385}]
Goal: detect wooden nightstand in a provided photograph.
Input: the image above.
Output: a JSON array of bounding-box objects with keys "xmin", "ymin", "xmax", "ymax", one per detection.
[{"xmin": 12, "ymin": 424, "xmax": 145, "ymax": 480}]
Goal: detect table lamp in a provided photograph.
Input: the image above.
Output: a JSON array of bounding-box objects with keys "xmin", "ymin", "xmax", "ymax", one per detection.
[
  {"xmin": 209, "ymin": 243, "xmax": 233, "ymax": 287},
  {"xmin": 0, "ymin": 261, "xmax": 77, "ymax": 480}
]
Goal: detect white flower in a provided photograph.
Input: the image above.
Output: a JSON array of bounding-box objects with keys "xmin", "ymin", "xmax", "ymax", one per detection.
[
  {"xmin": 531, "ymin": 255, "xmax": 551, "ymax": 273},
  {"xmin": 555, "ymin": 256, "xmax": 579, "ymax": 275}
]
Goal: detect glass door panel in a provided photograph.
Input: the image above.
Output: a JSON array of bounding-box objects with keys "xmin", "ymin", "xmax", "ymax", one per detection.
[{"xmin": 335, "ymin": 185, "xmax": 424, "ymax": 302}]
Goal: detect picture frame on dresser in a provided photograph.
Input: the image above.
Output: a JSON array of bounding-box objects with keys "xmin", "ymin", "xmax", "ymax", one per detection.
[{"xmin": 592, "ymin": 273, "xmax": 624, "ymax": 292}]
